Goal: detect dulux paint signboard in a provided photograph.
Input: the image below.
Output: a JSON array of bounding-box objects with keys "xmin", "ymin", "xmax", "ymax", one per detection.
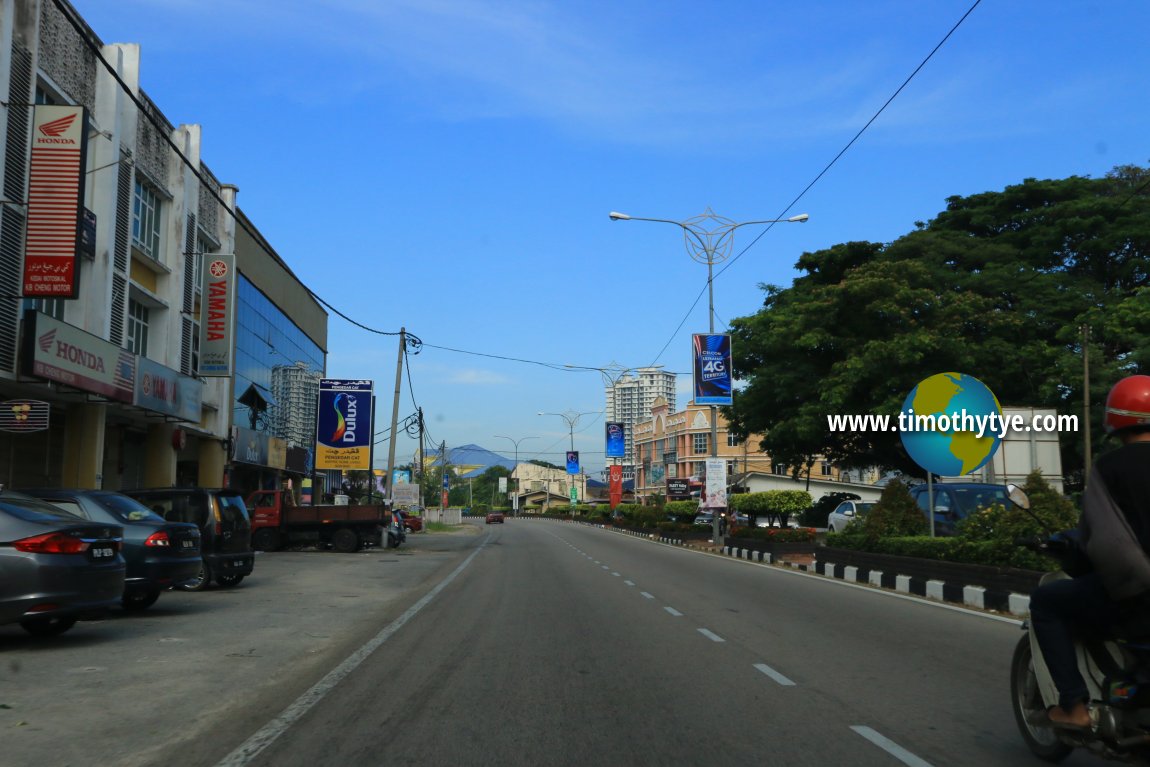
[{"xmin": 315, "ymin": 379, "xmax": 374, "ymax": 470}]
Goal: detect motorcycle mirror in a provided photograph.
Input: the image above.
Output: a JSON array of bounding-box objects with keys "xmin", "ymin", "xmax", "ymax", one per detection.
[{"xmin": 1006, "ymin": 484, "xmax": 1030, "ymax": 510}]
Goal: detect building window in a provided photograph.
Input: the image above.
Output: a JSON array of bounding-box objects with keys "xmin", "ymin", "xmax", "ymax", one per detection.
[
  {"xmin": 773, "ymin": 462, "xmax": 787, "ymax": 476},
  {"xmin": 132, "ymin": 179, "xmax": 162, "ymax": 259},
  {"xmin": 820, "ymin": 461, "xmax": 833, "ymax": 476},
  {"xmin": 727, "ymin": 432, "xmax": 741, "ymax": 447},
  {"xmin": 692, "ymin": 433, "xmax": 709, "ymax": 455},
  {"xmin": 28, "ymin": 298, "xmax": 65, "ymax": 320},
  {"xmin": 694, "ymin": 461, "xmax": 706, "ymax": 477},
  {"xmin": 127, "ymin": 299, "xmax": 149, "ymax": 355}
]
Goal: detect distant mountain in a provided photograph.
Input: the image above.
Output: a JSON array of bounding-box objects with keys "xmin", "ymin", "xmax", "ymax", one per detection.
[{"xmin": 426, "ymin": 443, "xmax": 514, "ymax": 478}]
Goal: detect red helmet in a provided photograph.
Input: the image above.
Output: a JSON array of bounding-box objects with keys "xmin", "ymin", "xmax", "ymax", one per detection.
[{"xmin": 1104, "ymin": 375, "xmax": 1150, "ymax": 433}]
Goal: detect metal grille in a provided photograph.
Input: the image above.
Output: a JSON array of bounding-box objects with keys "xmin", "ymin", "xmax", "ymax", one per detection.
[
  {"xmin": 3, "ymin": 44, "xmax": 32, "ymax": 203},
  {"xmin": 113, "ymin": 151, "xmax": 131, "ymax": 274},
  {"xmin": 180, "ymin": 316, "xmax": 194, "ymax": 375},
  {"xmin": 182, "ymin": 214, "xmax": 196, "ymax": 312},
  {"xmin": 0, "ymin": 210, "xmax": 24, "ymax": 372},
  {"xmin": 110, "ymin": 273, "xmax": 126, "ymax": 346}
]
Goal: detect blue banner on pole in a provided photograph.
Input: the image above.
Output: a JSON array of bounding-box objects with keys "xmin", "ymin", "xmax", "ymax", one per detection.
[
  {"xmin": 605, "ymin": 422, "xmax": 625, "ymax": 458},
  {"xmin": 566, "ymin": 451, "xmax": 580, "ymax": 475},
  {"xmin": 693, "ymin": 333, "xmax": 733, "ymax": 406}
]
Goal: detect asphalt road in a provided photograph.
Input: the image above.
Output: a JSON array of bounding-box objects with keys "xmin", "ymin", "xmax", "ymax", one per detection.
[{"xmin": 2, "ymin": 519, "xmax": 1108, "ymax": 766}]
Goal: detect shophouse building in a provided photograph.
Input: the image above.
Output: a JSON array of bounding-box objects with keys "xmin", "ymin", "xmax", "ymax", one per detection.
[
  {"xmin": 0, "ymin": 0, "xmax": 325, "ymax": 492},
  {"xmin": 632, "ymin": 397, "xmax": 866, "ymax": 503}
]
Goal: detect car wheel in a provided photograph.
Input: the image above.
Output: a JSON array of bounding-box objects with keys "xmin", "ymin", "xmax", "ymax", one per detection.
[
  {"xmin": 252, "ymin": 528, "xmax": 282, "ymax": 552},
  {"xmin": 122, "ymin": 589, "xmax": 161, "ymax": 611},
  {"xmin": 332, "ymin": 528, "xmax": 361, "ymax": 553},
  {"xmin": 20, "ymin": 616, "xmax": 77, "ymax": 637},
  {"xmin": 216, "ymin": 574, "xmax": 245, "ymax": 587},
  {"xmin": 177, "ymin": 561, "xmax": 213, "ymax": 591}
]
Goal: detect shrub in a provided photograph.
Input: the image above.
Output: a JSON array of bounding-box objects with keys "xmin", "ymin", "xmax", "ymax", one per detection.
[
  {"xmin": 665, "ymin": 500, "xmax": 699, "ymax": 521},
  {"xmin": 729, "ymin": 526, "xmax": 817, "ymax": 543},
  {"xmin": 729, "ymin": 490, "xmax": 811, "ymax": 527},
  {"xmin": 860, "ymin": 480, "xmax": 927, "ymax": 540}
]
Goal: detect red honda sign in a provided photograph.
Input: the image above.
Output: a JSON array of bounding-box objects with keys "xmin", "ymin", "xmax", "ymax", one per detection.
[{"xmin": 24, "ymin": 106, "xmax": 88, "ymax": 298}]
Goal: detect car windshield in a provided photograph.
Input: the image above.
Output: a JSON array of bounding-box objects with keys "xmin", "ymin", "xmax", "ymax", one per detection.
[
  {"xmin": 952, "ymin": 487, "xmax": 1008, "ymax": 512},
  {"xmin": 94, "ymin": 493, "xmax": 166, "ymax": 523}
]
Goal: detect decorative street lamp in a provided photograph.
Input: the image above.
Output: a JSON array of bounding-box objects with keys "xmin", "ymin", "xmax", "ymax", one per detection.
[
  {"xmin": 609, "ymin": 208, "xmax": 809, "ymax": 543},
  {"xmin": 539, "ymin": 410, "xmax": 598, "ymax": 511},
  {"xmin": 493, "ymin": 434, "xmax": 537, "ymax": 515}
]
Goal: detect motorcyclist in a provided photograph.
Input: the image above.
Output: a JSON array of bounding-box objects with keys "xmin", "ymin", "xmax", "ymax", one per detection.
[{"xmin": 1029, "ymin": 374, "xmax": 1150, "ymax": 730}]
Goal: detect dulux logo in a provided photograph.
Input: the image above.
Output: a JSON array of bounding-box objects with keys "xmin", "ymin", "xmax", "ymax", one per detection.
[{"xmin": 331, "ymin": 393, "xmax": 359, "ymax": 443}]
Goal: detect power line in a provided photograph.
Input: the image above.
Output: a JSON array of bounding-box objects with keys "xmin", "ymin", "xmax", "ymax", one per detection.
[{"xmin": 645, "ymin": 0, "xmax": 984, "ymax": 365}]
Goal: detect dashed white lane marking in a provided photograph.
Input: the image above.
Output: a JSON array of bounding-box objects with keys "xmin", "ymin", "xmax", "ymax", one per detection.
[
  {"xmin": 624, "ymin": 580, "xmax": 635, "ymax": 586},
  {"xmin": 214, "ymin": 535, "xmax": 488, "ymax": 766},
  {"xmin": 664, "ymin": 607, "xmax": 683, "ymax": 617},
  {"xmin": 698, "ymin": 628, "xmax": 725, "ymax": 643},
  {"xmin": 601, "ymin": 565, "xmax": 609, "ymax": 570},
  {"xmin": 753, "ymin": 663, "xmax": 796, "ymax": 687},
  {"xmin": 640, "ymin": 592, "xmax": 655, "ymax": 600},
  {"xmin": 611, "ymin": 572, "xmax": 621, "ymax": 577},
  {"xmin": 850, "ymin": 726, "xmax": 934, "ymax": 767}
]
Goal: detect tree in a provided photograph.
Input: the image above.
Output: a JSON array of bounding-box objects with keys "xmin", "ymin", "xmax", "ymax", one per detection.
[
  {"xmin": 729, "ymin": 490, "xmax": 811, "ymax": 527},
  {"xmin": 728, "ymin": 165, "xmax": 1150, "ymax": 487},
  {"xmin": 860, "ymin": 480, "xmax": 927, "ymax": 541}
]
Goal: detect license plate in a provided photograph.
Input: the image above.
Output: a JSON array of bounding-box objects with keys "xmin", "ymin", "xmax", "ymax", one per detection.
[
  {"xmin": 234, "ymin": 559, "xmax": 246, "ymax": 567},
  {"xmin": 89, "ymin": 545, "xmax": 116, "ymax": 561},
  {"xmin": 181, "ymin": 539, "xmax": 196, "ymax": 549}
]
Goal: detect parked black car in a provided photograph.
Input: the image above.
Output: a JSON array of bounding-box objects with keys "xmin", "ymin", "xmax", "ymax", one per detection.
[
  {"xmin": 0, "ymin": 492, "xmax": 125, "ymax": 636},
  {"xmin": 22, "ymin": 489, "xmax": 201, "ymax": 610},
  {"xmin": 121, "ymin": 488, "xmax": 254, "ymax": 590}
]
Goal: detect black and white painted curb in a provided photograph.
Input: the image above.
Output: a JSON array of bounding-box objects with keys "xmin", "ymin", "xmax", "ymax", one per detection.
[{"xmin": 583, "ymin": 523, "xmax": 1031, "ymax": 618}]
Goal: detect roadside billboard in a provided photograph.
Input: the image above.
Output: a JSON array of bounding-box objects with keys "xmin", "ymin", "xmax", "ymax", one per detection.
[{"xmin": 315, "ymin": 379, "xmax": 374, "ymax": 470}]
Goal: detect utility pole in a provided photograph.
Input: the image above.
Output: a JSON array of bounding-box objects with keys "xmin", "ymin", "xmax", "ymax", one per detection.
[
  {"xmin": 1083, "ymin": 324, "xmax": 1092, "ymax": 486},
  {"xmin": 385, "ymin": 328, "xmax": 405, "ymax": 509},
  {"xmin": 417, "ymin": 407, "xmax": 425, "ymax": 504},
  {"xmin": 440, "ymin": 440, "xmax": 447, "ymax": 518}
]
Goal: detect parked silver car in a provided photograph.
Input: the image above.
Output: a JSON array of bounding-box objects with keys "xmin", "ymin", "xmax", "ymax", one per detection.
[
  {"xmin": 0, "ymin": 493, "xmax": 125, "ymax": 636},
  {"xmin": 826, "ymin": 500, "xmax": 876, "ymax": 533}
]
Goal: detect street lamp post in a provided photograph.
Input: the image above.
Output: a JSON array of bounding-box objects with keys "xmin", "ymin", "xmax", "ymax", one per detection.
[
  {"xmin": 539, "ymin": 410, "xmax": 597, "ymax": 513},
  {"xmin": 494, "ymin": 434, "xmax": 537, "ymax": 515},
  {"xmin": 609, "ymin": 208, "xmax": 808, "ymax": 543}
]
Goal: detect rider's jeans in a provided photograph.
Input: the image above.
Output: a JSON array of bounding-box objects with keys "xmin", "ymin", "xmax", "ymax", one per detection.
[{"xmin": 1029, "ymin": 572, "xmax": 1122, "ymax": 711}]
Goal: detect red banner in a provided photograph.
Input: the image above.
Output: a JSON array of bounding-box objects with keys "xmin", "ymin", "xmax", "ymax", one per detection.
[
  {"xmin": 609, "ymin": 464, "xmax": 623, "ymax": 509},
  {"xmin": 24, "ymin": 105, "xmax": 87, "ymax": 298}
]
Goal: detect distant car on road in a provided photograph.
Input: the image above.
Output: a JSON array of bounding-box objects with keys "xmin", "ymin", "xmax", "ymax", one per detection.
[
  {"xmin": 826, "ymin": 500, "xmax": 876, "ymax": 533},
  {"xmin": 485, "ymin": 511, "xmax": 504, "ymax": 524},
  {"xmin": 23, "ymin": 488, "xmax": 202, "ymax": 610},
  {"xmin": 908, "ymin": 482, "xmax": 1010, "ymax": 536},
  {"xmin": 0, "ymin": 493, "xmax": 125, "ymax": 636}
]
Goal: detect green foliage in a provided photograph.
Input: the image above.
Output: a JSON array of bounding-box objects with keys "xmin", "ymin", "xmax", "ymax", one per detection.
[
  {"xmin": 665, "ymin": 500, "xmax": 699, "ymax": 521},
  {"xmin": 729, "ymin": 527, "xmax": 817, "ymax": 543},
  {"xmin": 825, "ymin": 533, "xmax": 1058, "ymax": 571},
  {"xmin": 726, "ymin": 165, "xmax": 1150, "ymax": 483},
  {"xmin": 729, "ymin": 490, "xmax": 812, "ymax": 526},
  {"xmin": 860, "ymin": 480, "xmax": 927, "ymax": 540}
]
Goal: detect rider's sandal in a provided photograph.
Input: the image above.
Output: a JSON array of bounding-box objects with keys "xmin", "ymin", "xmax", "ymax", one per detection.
[{"xmin": 1044, "ymin": 705, "xmax": 1099, "ymax": 733}]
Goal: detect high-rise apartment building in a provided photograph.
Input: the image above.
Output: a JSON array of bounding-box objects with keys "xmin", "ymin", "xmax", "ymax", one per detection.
[
  {"xmin": 605, "ymin": 366, "xmax": 677, "ymax": 467},
  {"xmin": 270, "ymin": 361, "xmax": 323, "ymax": 448}
]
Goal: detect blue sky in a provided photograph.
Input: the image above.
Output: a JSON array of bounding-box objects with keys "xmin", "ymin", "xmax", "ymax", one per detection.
[{"xmin": 72, "ymin": 0, "xmax": 1149, "ymax": 476}]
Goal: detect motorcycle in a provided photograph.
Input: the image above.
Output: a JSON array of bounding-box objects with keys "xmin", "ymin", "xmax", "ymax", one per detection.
[
  {"xmin": 1009, "ymin": 486, "xmax": 1150, "ymax": 763},
  {"xmin": 386, "ymin": 510, "xmax": 407, "ymax": 549}
]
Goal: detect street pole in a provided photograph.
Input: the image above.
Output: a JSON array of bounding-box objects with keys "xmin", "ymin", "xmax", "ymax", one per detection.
[
  {"xmin": 608, "ymin": 208, "xmax": 809, "ymax": 545},
  {"xmin": 495, "ymin": 435, "xmax": 537, "ymax": 517},
  {"xmin": 539, "ymin": 411, "xmax": 597, "ymax": 515},
  {"xmin": 385, "ymin": 328, "xmax": 405, "ymax": 510}
]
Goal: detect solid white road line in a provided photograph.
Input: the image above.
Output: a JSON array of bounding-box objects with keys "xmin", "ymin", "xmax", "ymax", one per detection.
[
  {"xmin": 753, "ymin": 662, "xmax": 796, "ymax": 687},
  {"xmin": 664, "ymin": 607, "xmax": 683, "ymax": 617},
  {"xmin": 698, "ymin": 628, "xmax": 725, "ymax": 643},
  {"xmin": 215, "ymin": 536, "xmax": 489, "ymax": 767},
  {"xmin": 850, "ymin": 726, "xmax": 934, "ymax": 767}
]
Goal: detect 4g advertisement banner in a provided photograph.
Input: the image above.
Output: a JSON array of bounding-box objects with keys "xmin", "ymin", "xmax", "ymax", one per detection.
[
  {"xmin": 692, "ymin": 333, "xmax": 732, "ymax": 406},
  {"xmin": 315, "ymin": 379, "xmax": 374, "ymax": 470}
]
